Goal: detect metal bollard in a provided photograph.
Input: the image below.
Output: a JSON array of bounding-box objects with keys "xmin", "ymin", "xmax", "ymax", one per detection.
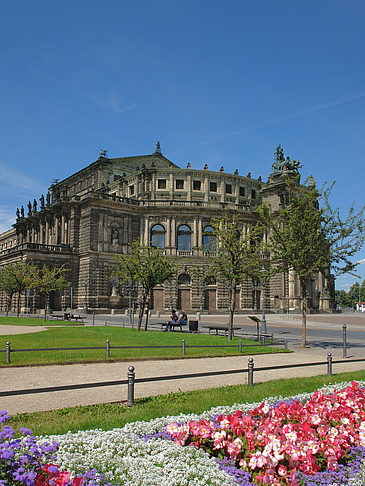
[
  {"xmin": 182, "ymin": 339, "xmax": 185, "ymax": 356},
  {"xmin": 92, "ymin": 312, "xmax": 95, "ymax": 326},
  {"xmin": 327, "ymin": 352, "xmax": 333, "ymax": 376},
  {"xmin": 342, "ymin": 324, "xmax": 347, "ymax": 359},
  {"xmin": 106, "ymin": 339, "xmax": 110, "ymax": 358},
  {"xmin": 285, "ymin": 339, "xmax": 288, "ymax": 350},
  {"xmin": 6, "ymin": 342, "xmax": 10, "ymax": 364},
  {"xmin": 127, "ymin": 366, "xmax": 135, "ymax": 406},
  {"xmin": 239, "ymin": 339, "xmax": 242, "ymax": 353},
  {"xmin": 248, "ymin": 357, "xmax": 254, "ymax": 386}
]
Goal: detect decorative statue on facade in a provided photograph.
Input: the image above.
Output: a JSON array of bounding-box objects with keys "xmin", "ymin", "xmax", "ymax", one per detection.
[
  {"xmin": 155, "ymin": 141, "xmax": 162, "ymax": 154},
  {"xmin": 46, "ymin": 192, "xmax": 51, "ymax": 206},
  {"xmin": 40, "ymin": 194, "xmax": 45, "ymax": 209},
  {"xmin": 272, "ymin": 144, "xmax": 303, "ymax": 173},
  {"xmin": 16, "ymin": 208, "xmax": 20, "ymax": 220},
  {"xmin": 20, "ymin": 206, "xmax": 25, "ymax": 218},
  {"xmin": 33, "ymin": 199, "xmax": 37, "ymax": 212},
  {"xmin": 110, "ymin": 279, "xmax": 119, "ymax": 296},
  {"xmin": 111, "ymin": 228, "xmax": 119, "ymax": 245},
  {"xmin": 27, "ymin": 201, "xmax": 32, "ymax": 214}
]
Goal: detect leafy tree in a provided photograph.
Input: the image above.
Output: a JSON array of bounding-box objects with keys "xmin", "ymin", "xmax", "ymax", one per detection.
[
  {"xmin": 205, "ymin": 216, "xmax": 264, "ymax": 340},
  {"xmin": 0, "ymin": 262, "xmax": 37, "ymax": 317},
  {"xmin": 111, "ymin": 240, "xmax": 177, "ymax": 331},
  {"xmin": 258, "ymin": 179, "xmax": 365, "ymax": 347},
  {"xmin": 30, "ymin": 265, "xmax": 70, "ymax": 320}
]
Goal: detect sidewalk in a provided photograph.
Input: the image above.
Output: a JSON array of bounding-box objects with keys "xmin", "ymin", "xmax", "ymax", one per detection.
[{"xmin": 1, "ymin": 344, "xmax": 364, "ymax": 415}]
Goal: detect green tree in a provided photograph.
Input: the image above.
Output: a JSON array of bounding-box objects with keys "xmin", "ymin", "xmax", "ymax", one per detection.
[
  {"xmin": 30, "ymin": 265, "xmax": 70, "ymax": 320},
  {"xmin": 0, "ymin": 262, "xmax": 37, "ymax": 317},
  {"xmin": 206, "ymin": 216, "xmax": 264, "ymax": 340},
  {"xmin": 258, "ymin": 179, "xmax": 365, "ymax": 347},
  {"xmin": 111, "ymin": 240, "xmax": 177, "ymax": 331}
]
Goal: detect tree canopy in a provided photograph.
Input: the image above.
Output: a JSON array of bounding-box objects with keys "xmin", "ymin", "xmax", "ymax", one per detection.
[
  {"xmin": 111, "ymin": 240, "xmax": 178, "ymax": 331},
  {"xmin": 205, "ymin": 216, "xmax": 265, "ymax": 340},
  {"xmin": 0, "ymin": 262, "xmax": 37, "ymax": 316},
  {"xmin": 257, "ymin": 178, "xmax": 365, "ymax": 346}
]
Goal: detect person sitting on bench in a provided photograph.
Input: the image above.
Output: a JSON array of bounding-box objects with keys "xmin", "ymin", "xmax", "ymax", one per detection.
[
  {"xmin": 176, "ymin": 309, "xmax": 188, "ymax": 327},
  {"xmin": 164, "ymin": 309, "xmax": 178, "ymax": 331}
]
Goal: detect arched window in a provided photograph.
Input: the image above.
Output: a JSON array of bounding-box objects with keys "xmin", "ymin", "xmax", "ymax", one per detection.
[
  {"xmin": 203, "ymin": 225, "xmax": 216, "ymax": 250},
  {"xmin": 178, "ymin": 274, "xmax": 191, "ymax": 285},
  {"xmin": 151, "ymin": 224, "xmax": 165, "ymax": 249},
  {"xmin": 177, "ymin": 224, "xmax": 191, "ymax": 251}
]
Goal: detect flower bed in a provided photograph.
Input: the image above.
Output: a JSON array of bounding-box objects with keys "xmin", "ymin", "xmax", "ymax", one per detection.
[{"xmin": 1, "ymin": 381, "xmax": 365, "ymax": 485}]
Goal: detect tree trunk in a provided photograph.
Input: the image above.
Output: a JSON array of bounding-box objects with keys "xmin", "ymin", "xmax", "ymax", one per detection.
[
  {"xmin": 301, "ymin": 279, "xmax": 307, "ymax": 347},
  {"xmin": 144, "ymin": 301, "xmax": 150, "ymax": 331},
  {"xmin": 44, "ymin": 293, "xmax": 48, "ymax": 321},
  {"xmin": 16, "ymin": 291, "xmax": 20, "ymax": 318},
  {"xmin": 137, "ymin": 301, "xmax": 144, "ymax": 331},
  {"xmin": 228, "ymin": 283, "xmax": 236, "ymax": 341},
  {"xmin": 6, "ymin": 294, "xmax": 12, "ymax": 317}
]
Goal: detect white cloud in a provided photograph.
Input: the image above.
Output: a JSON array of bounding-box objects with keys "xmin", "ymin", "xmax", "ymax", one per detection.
[
  {"xmin": 0, "ymin": 206, "xmax": 16, "ymax": 234},
  {"xmin": 173, "ymin": 92, "xmax": 365, "ymax": 154},
  {"xmin": 0, "ymin": 163, "xmax": 45, "ymax": 194},
  {"xmin": 89, "ymin": 92, "xmax": 137, "ymax": 113}
]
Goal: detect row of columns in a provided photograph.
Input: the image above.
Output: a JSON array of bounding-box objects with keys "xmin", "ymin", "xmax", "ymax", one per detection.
[{"xmin": 17, "ymin": 213, "xmax": 70, "ymax": 246}]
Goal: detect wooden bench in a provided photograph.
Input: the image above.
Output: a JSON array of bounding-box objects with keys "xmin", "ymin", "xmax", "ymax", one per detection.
[
  {"xmin": 202, "ymin": 324, "xmax": 240, "ymax": 336},
  {"xmin": 49, "ymin": 313, "xmax": 65, "ymax": 320},
  {"xmin": 158, "ymin": 321, "xmax": 187, "ymax": 332},
  {"xmin": 64, "ymin": 313, "xmax": 84, "ymax": 322}
]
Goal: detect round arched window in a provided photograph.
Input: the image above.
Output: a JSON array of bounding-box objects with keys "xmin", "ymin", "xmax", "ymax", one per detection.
[
  {"xmin": 203, "ymin": 225, "xmax": 216, "ymax": 250},
  {"xmin": 151, "ymin": 224, "xmax": 165, "ymax": 249},
  {"xmin": 177, "ymin": 224, "xmax": 191, "ymax": 251},
  {"xmin": 178, "ymin": 274, "xmax": 191, "ymax": 285}
]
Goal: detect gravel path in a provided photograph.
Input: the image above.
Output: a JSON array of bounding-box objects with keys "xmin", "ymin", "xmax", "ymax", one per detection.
[{"xmin": 1, "ymin": 344, "xmax": 364, "ymax": 415}]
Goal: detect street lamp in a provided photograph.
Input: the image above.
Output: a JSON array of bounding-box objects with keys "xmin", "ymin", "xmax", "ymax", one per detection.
[
  {"xmin": 259, "ymin": 266, "xmax": 267, "ymax": 335},
  {"xmin": 125, "ymin": 281, "xmax": 135, "ymax": 326}
]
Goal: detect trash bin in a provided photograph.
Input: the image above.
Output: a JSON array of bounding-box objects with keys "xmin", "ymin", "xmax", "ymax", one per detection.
[{"xmin": 189, "ymin": 320, "xmax": 198, "ymax": 332}]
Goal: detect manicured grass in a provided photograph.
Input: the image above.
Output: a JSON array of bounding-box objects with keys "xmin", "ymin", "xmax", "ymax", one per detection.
[
  {"xmin": 0, "ymin": 316, "xmax": 84, "ymax": 326},
  {"xmin": 0, "ymin": 326, "xmax": 287, "ymax": 366},
  {"xmin": 8, "ymin": 370, "xmax": 365, "ymax": 437}
]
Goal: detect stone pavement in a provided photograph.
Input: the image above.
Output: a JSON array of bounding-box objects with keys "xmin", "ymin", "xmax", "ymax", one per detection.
[{"xmin": 1, "ymin": 341, "xmax": 364, "ymax": 416}]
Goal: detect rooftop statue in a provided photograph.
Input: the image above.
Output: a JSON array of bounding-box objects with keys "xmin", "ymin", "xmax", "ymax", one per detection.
[{"xmin": 272, "ymin": 144, "xmax": 303, "ymax": 173}]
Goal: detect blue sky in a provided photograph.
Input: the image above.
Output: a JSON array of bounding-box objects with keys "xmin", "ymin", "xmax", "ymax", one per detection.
[{"xmin": 1, "ymin": 0, "xmax": 364, "ymax": 290}]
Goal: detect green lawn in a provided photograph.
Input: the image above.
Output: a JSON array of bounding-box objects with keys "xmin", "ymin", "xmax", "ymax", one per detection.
[
  {"xmin": 0, "ymin": 325, "xmax": 288, "ymax": 366},
  {"xmin": 8, "ymin": 370, "xmax": 365, "ymax": 437}
]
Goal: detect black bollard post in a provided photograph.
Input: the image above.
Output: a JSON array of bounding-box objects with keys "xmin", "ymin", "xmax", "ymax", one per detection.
[
  {"xmin": 248, "ymin": 357, "xmax": 254, "ymax": 386},
  {"xmin": 92, "ymin": 312, "xmax": 95, "ymax": 326},
  {"xmin": 182, "ymin": 339, "xmax": 185, "ymax": 356},
  {"xmin": 327, "ymin": 352, "xmax": 333, "ymax": 376},
  {"xmin": 106, "ymin": 339, "xmax": 110, "ymax": 358},
  {"xmin": 6, "ymin": 341, "xmax": 10, "ymax": 364},
  {"xmin": 127, "ymin": 366, "xmax": 135, "ymax": 406},
  {"xmin": 342, "ymin": 324, "xmax": 347, "ymax": 359},
  {"xmin": 239, "ymin": 339, "xmax": 242, "ymax": 353}
]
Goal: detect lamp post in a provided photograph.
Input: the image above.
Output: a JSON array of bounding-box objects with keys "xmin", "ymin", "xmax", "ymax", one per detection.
[
  {"xmin": 125, "ymin": 281, "xmax": 134, "ymax": 326},
  {"xmin": 259, "ymin": 266, "xmax": 267, "ymax": 335}
]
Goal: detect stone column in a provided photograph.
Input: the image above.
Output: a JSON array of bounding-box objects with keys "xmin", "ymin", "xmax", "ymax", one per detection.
[
  {"xmin": 55, "ymin": 215, "xmax": 59, "ymax": 245},
  {"xmin": 166, "ymin": 217, "xmax": 171, "ymax": 248},
  {"xmin": 144, "ymin": 217, "xmax": 149, "ymax": 246},
  {"xmin": 193, "ymin": 218, "xmax": 198, "ymax": 249},
  {"xmin": 198, "ymin": 218, "xmax": 203, "ymax": 249},
  {"xmin": 171, "ymin": 217, "xmax": 176, "ymax": 249},
  {"xmin": 187, "ymin": 173, "xmax": 192, "ymax": 201}
]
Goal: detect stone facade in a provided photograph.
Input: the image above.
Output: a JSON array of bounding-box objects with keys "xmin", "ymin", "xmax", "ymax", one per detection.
[{"xmin": 0, "ymin": 144, "xmax": 333, "ymax": 314}]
